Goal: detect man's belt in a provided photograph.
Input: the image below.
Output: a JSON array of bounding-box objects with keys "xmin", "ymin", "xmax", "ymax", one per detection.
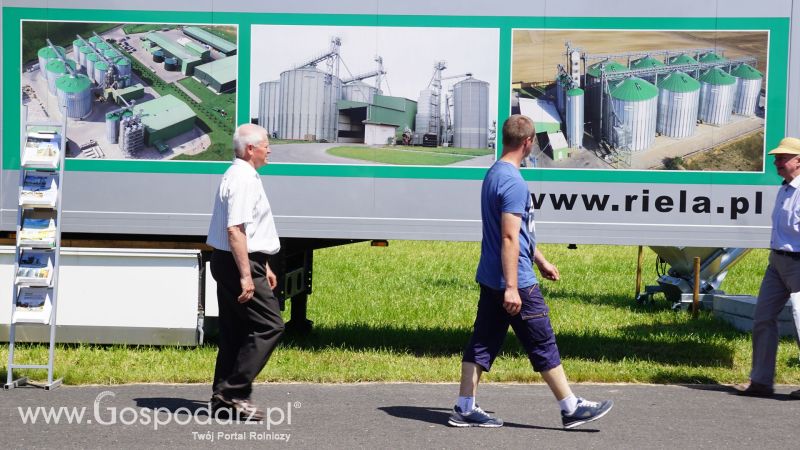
[{"xmin": 773, "ymin": 249, "xmax": 800, "ymax": 258}]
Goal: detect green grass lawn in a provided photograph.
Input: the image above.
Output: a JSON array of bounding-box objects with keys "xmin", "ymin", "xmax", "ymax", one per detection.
[
  {"xmin": 327, "ymin": 146, "xmax": 478, "ymax": 165},
  {"xmin": 121, "ymin": 24, "xmax": 176, "ymax": 35},
  {"xmin": 3, "ymin": 243, "xmax": 799, "ymax": 385},
  {"xmin": 390, "ymin": 145, "xmax": 494, "ymax": 157},
  {"xmin": 176, "ymin": 77, "xmax": 234, "ymax": 109},
  {"xmin": 198, "ymin": 25, "xmax": 237, "ymax": 45}
]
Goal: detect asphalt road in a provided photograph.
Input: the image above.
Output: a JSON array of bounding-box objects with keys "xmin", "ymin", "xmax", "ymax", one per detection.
[{"xmin": 1, "ymin": 383, "xmax": 798, "ymax": 448}]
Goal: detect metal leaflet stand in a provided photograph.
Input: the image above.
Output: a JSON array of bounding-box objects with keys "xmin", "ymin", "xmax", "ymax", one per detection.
[{"xmin": 5, "ymin": 106, "xmax": 66, "ymax": 390}]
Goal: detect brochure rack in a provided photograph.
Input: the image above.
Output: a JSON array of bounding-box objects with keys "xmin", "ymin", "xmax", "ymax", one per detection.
[{"xmin": 5, "ymin": 109, "xmax": 66, "ymax": 390}]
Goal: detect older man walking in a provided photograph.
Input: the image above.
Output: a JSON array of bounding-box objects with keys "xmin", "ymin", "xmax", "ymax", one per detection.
[{"xmin": 735, "ymin": 137, "xmax": 800, "ymax": 399}]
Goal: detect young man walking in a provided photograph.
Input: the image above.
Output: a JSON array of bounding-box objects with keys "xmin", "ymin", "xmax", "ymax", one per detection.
[{"xmin": 450, "ymin": 115, "xmax": 614, "ymax": 429}]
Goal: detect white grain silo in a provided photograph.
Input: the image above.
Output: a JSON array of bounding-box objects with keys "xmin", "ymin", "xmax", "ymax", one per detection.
[
  {"xmin": 453, "ymin": 77, "xmax": 489, "ymax": 148},
  {"xmin": 656, "ymin": 71, "xmax": 700, "ymax": 138},
  {"xmin": 259, "ymin": 80, "xmax": 281, "ymax": 137},
  {"xmin": 565, "ymin": 87, "xmax": 585, "ymax": 148},
  {"xmin": 698, "ymin": 67, "xmax": 736, "ymax": 125},
  {"xmin": 278, "ymin": 67, "xmax": 341, "ymax": 142},
  {"xmin": 56, "ymin": 74, "xmax": 93, "ymax": 119},
  {"xmin": 607, "ymin": 77, "xmax": 658, "ymax": 151},
  {"xmin": 730, "ymin": 63, "xmax": 763, "ymax": 117}
]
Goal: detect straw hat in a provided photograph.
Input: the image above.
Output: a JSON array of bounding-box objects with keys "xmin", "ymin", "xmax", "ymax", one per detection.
[{"xmin": 767, "ymin": 137, "xmax": 800, "ymax": 155}]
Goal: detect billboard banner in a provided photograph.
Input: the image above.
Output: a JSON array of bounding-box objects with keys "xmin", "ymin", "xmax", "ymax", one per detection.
[{"xmin": 1, "ymin": 1, "xmax": 796, "ymax": 246}]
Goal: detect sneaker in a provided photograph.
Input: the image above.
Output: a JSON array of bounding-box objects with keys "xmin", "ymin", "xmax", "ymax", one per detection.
[
  {"xmin": 561, "ymin": 397, "xmax": 614, "ymax": 429},
  {"xmin": 447, "ymin": 405, "xmax": 503, "ymax": 428}
]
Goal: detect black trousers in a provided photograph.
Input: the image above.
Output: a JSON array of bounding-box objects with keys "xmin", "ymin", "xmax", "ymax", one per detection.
[{"xmin": 210, "ymin": 249, "xmax": 284, "ymax": 400}]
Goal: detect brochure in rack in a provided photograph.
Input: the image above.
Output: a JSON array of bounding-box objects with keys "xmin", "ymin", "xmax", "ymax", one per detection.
[
  {"xmin": 18, "ymin": 214, "xmax": 57, "ymax": 247},
  {"xmin": 21, "ymin": 131, "xmax": 60, "ymax": 169},
  {"xmin": 19, "ymin": 171, "xmax": 58, "ymax": 207},
  {"xmin": 13, "ymin": 287, "xmax": 52, "ymax": 324},
  {"xmin": 16, "ymin": 249, "xmax": 54, "ymax": 286}
]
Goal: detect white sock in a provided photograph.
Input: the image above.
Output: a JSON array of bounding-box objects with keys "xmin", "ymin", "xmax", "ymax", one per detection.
[
  {"xmin": 457, "ymin": 396, "xmax": 475, "ymax": 412},
  {"xmin": 559, "ymin": 394, "xmax": 578, "ymax": 415}
]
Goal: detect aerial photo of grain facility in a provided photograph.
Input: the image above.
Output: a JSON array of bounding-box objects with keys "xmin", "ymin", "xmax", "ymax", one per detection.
[
  {"xmin": 250, "ymin": 25, "xmax": 499, "ymax": 167},
  {"xmin": 512, "ymin": 29, "xmax": 768, "ymax": 171},
  {"xmin": 21, "ymin": 21, "xmax": 237, "ymax": 161}
]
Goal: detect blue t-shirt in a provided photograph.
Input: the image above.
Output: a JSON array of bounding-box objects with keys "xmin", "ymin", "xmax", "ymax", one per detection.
[{"xmin": 475, "ymin": 161, "xmax": 537, "ymax": 290}]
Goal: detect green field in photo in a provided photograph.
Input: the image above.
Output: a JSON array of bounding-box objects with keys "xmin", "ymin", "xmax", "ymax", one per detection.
[{"xmin": 327, "ymin": 146, "xmax": 491, "ymax": 165}]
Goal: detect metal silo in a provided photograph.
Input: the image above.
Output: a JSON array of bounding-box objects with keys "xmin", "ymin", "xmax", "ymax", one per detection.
[
  {"xmin": 730, "ymin": 64, "xmax": 763, "ymax": 117},
  {"xmin": 45, "ymin": 58, "xmax": 77, "ymax": 95},
  {"xmin": 630, "ymin": 56, "xmax": 665, "ymax": 84},
  {"xmin": 85, "ymin": 53, "xmax": 100, "ymax": 83},
  {"xmin": 415, "ymin": 89, "xmax": 436, "ymax": 134},
  {"xmin": 566, "ymin": 88, "xmax": 585, "ymax": 148},
  {"xmin": 106, "ymin": 111, "xmax": 121, "ymax": 143},
  {"xmin": 258, "ymin": 80, "xmax": 280, "ymax": 136},
  {"xmin": 586, "ymin": 60, "xmax": 628, "ymax": 140},
  {"xmin": 37, "ymin": 46, "xmax": 66, "ymax": 73},
  {"xmin": 453, "ymin": 77, "xmax": 489, "ymax": 149},
  {"xmin": 555, "ymin": 73, "xmax": 571, "ymax": 116},
  {"xmin": 342, "ymin": 81, "xmax": 379, "ymax": 103},
  {"xmin": 88, "ymin": 36, "xmax": 103, "ymax": 48},
  {"xmin": 164, "ymin": 57, "xmax": 179, "ymax": 71},
  {"xmin": 656, "ymin": 71, "xmax": 700, "ymax": 138},
  {"xmin": 278, "ymin": 67, "xmax": 340, "ymax": 141},
  {"xmin": 95, "ymin": 42, "xmax": 111, "ymax": 53},
  {"xmin": 103, "ymin": 49, "xmax": 119, "ymax": 60},
  {"xmin": 114, "ymin": 57, "xmax": 132, "ymax": 88},
  {"xmin": 94, "ymin": 60, "xmax": 110, "ymax": 88},
  {"xmin": 667, "ymin": 53, "xmax": 698, "ymax": 66},
  {"xmin": 153, "ymin": 49, "xmax": 165, "ymax": 63},
  {"xmin": 56, "ymin": 75, "xmax": 92, "ymax": 119},
  {"xmin": 322, "ymin": 74, "xmax": 343, "ymax": 142},
  {"xmin": 698, "ymin": 67, "xmax": 736, "ymax": 125},
  {"xmin": 78, "ymin": 45, "xmax": 93, "ymax": 69},
  {"xmin": 608, "ymin": 77, "xmax": 658, "ymax": 151},
  {"xmin": 698, "ymin": 52, "xmax": 727, "ymax": 64},
  {"xmin": 72, "ymin": 39, "xmax": 83, "ymax": 59}
]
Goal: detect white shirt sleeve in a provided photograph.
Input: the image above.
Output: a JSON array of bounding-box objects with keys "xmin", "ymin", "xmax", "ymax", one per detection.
[{"xmin": 224, "ymin": 177, "xmax": 255, "ymax": 228}]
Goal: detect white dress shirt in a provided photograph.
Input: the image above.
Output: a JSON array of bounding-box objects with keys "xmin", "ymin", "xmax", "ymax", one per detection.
[
  {"xmin": 207, "ymin": 158, "xmax": 280, "ymax": 254},
  {"xmin": 770, "ymin": 176, "xmax": 800, "ymax": 252}
]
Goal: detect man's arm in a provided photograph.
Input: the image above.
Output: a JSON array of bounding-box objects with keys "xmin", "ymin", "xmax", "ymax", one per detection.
[
  {"xmin": 501, "ymin": 212, "xmax": 522, "ymax": 316},
  {"xmin": 228, "ymin": 224, "xmax": 255, "ymax": 303},
  {"xmin": 533, "ymin": 247, "xmax": 560, "ymax": 281}
]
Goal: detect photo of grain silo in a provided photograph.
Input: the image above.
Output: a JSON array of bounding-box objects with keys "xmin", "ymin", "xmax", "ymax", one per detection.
[
  {"xmin": 250, "ymin": 25, "xmax": 499, "ymax": 167},
  {"xmin": 21, "ymin": 21, "xmax": 237, "ymax": 161},
  {"xmin": 512, "ymin": 29, "xmax": 768, "ymax": 171}
]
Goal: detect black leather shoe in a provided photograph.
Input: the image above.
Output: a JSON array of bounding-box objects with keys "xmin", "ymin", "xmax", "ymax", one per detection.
[
  {"xmin": 210, "ymin": 393, "xmax": 264, "ymax": 421},
  {"xmin": 229, "ymin": 398, "xmax": 265, "ymax": 421},
  {"xmin": 210, "ymin": 394, "xmax": 227, "ymax": 412},
  {"xmin": 789, "ymin": 389, "xmax": 800, "ymax": 400},
  {"xmin": 733, "ymin": 381, "xmax": 774, "ymax": 397}
]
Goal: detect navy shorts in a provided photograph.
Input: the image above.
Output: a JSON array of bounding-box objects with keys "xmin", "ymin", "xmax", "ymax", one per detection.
[{"xmin": 462, "ymin": 284, "xmax": 562, "ymax": 372}]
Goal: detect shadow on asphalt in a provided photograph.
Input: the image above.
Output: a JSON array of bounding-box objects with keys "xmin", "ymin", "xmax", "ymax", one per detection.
[
  {"xmin": 133, "ymin": 397, "xmax": 211, "ymax": 415},
  {"xmin": 678, "ymin": 384, "xmax": 799, "ymax": 402},
  {"xmin": 377, "ymin": 406, "xmax": 598, "ymax": 432}
]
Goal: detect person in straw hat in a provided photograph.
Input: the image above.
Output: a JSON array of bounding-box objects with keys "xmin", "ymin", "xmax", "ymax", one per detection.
[{"xmin": 735, "ymin": 137, "xmax": 800, "ymax": 399}]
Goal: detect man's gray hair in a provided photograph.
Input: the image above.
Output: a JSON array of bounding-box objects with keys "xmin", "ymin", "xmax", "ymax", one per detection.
[{"xmin": 232, "ymin": 124, "xmax": 266, "ymax": 158}]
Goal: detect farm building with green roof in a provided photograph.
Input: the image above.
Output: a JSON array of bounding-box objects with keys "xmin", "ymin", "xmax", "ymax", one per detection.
[
  {"xmin": 183, "ymin": 26, "xmax": 237, "ymax": 56},
  {"xmin": 193, "ymin": 56, "xmax": 237, "ymax": 93},
  {"xmin": 132, "ymin": 94, "xmax": 197, "ymax": 146}
]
